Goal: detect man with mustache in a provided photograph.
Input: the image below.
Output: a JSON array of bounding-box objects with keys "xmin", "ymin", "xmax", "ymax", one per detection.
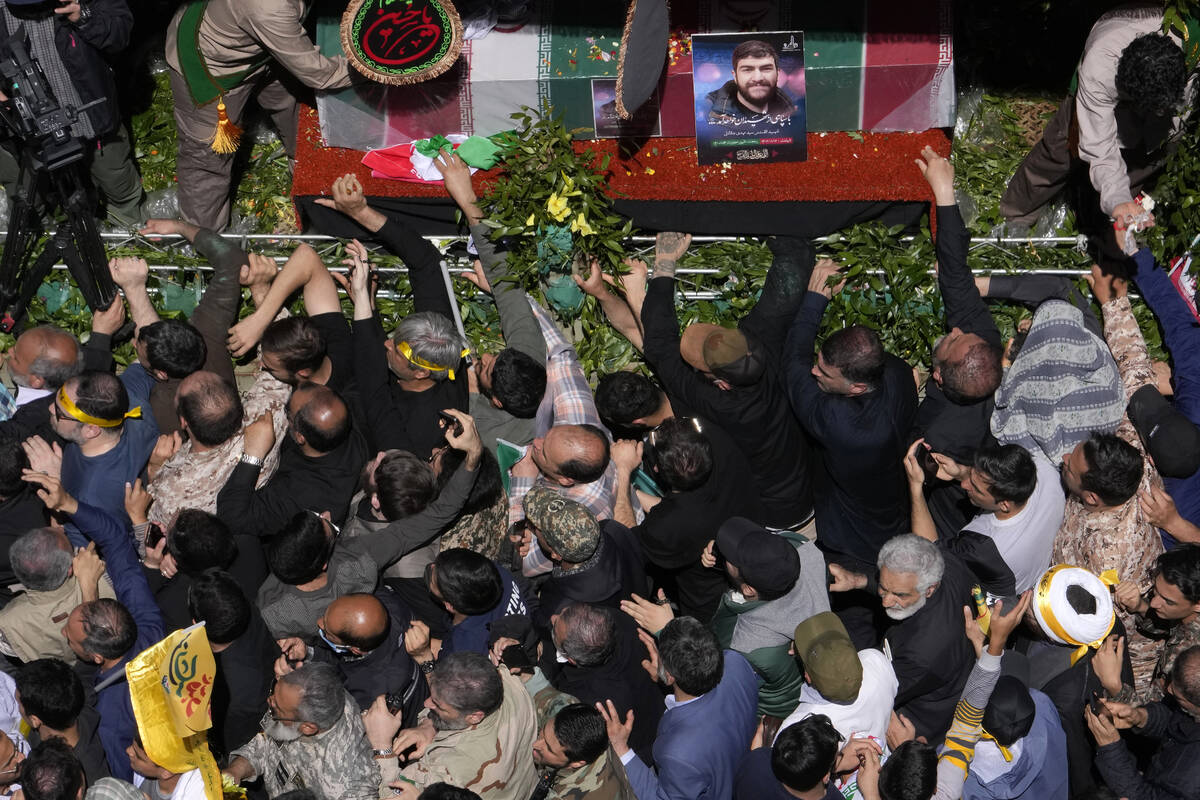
[
  {"xmin": 223, "ymin": 662, "xmax": 379, "ymax": 800},
  {"xmin": 706, "ymin": 40, "xmax": 796, "ymax": 123}
]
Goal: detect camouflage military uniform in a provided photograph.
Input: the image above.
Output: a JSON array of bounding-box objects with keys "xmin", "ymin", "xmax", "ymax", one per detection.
[
  {"xmin": 148, "ymin": 369, "xmax": 291, "ymax": 528},
  {"xmin": 380, "ymin": 667, "xmax": 538, "ymax": 800},
  {"xmin": 1116, "ymin": 613, "xmax": 1200, "ymax": 703},
  {"xmin": 1052, "ymin": 296, "xmax": 1165, "ymax": 694},
  {"xmin": 440, "ymin": 491, "xmax": 509, "ymax": 560},
  {"xmin": 523, "ymin": 669, "xmax": 637, "ymax": 800},
  {"xmin": 230, "ymin": 694, "xmax": 379, "ymax": 800}
]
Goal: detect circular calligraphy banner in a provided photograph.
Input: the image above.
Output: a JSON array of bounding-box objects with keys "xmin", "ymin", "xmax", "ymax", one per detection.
[{"xmin": 340, "ymin": 0, "xmax": 464, "ymax": 85}]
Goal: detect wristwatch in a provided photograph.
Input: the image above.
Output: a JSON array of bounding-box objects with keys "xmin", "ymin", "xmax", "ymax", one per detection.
[
  {"xmin": 371, "ymin": 748, "xmax": 394, "ymax": 759},
  {"xmin": 418, "ymin": 660, "xmax": 435, "ymax": 675},
  {"xmin": 239, "ymin": 453, "xmax": 264, "ymax": 467},
  {"xmin": 74, "ymin": 3, "xmax": 92, "ymax": 26}
]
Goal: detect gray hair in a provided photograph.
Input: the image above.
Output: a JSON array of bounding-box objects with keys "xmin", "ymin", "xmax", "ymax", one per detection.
[
  {"xmin": 432, "ymin": 651, "xmax": 503, "ymax": 716},
  {"xmin": 394, "ymin": 312, "xmax": 468, "ymax": 383},
  {"xmin": 279, "ymin": 663, "xmax": 346, "ymax": 730},
  {"xmin": 10, "ymin": 528, "xmax": 71, "ymax": 591},
  {"xmin": 556, "ymin": 603, "xmax": 616, "ymax": 667},
  {"xmin": 878, "ymin": 534, "xmax": 944, "ymax": 593}
]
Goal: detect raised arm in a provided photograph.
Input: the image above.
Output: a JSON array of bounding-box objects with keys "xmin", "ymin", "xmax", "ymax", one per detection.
[
  {"xmin": 917, "ymin": 147, "xmax": 1000, "ymax": 345},
  {"xmin": 226, "ymin": 244, "xmax": 341, "ymax": 357},
  {"xmin": 436, "ymin": 152, "xmax": 547, "ymax": 363}
]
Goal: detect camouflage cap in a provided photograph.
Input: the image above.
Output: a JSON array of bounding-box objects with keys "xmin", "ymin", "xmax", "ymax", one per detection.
[{"xmin": 523, "ymin": 485, "xmax": 600, "ymax": 563}]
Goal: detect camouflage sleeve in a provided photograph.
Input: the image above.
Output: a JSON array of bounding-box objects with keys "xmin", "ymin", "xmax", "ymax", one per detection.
[
  {"xmin": 229, "ymin": 734, "xmax": 267, "ymax": 783},
  {"xmin": 1101, "ymin": 296, "xmax": 1157, "ymax": 451},
  {"xmin": 1101, "ymin": 296, "xmax": 1156, "ymax": 402}
]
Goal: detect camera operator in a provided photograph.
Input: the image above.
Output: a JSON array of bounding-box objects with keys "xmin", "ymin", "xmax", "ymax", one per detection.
[{"xmin": 0, "ymin": 0, "xmax": 144, "ymax": 226}]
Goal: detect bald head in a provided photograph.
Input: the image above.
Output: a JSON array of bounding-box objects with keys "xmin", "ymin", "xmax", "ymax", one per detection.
[
  {"xmin": 178, "ymin": 371, "xmax": 243, "ymax": 447},
  {"xmin": 538, "ymin": 424, "xmax": 610, "ymax": 485},
  {"xmin": 8, "ymin": 327, "xmax": 82, "ymax": 389},
  {"xmin": 287, "ymin": 383, "xmax": 351, "ymax": 453},
  {"xmin": 324, "ymin": 593, "xmax": 389, "ymax": 651}
]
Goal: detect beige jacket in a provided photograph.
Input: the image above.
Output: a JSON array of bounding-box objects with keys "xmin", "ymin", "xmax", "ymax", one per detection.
[
  {"xmin": 1076, "ymin": 4, "xmax": 1198, "ymax": 214},
  {"xmin": 166, "ymin": 0, "xmax": 351, "ymax": 90},
  {"xmin": 0, "ymin": 576, "xmax": 116, "ymax": 663}
]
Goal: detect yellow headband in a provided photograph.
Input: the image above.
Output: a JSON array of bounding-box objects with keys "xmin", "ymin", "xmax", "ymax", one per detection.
[
  {"xmin": 1035, "ymin": 565, "xmax": 1119, "ymax": 665},
  {"xmin": 396, "ymin": 341, "xmax": 469, "ymax": 381},
  {"xmin": 979, "ymin": 729, "xmax": 1014, "ymax": 762},
  {"xmin": 57, "ymin": 387, "xmax": 142, "ymax": 428}
]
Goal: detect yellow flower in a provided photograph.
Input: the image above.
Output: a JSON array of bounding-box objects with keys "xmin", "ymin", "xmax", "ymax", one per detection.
[
  {"xmin": 525, "ymin": 212, "xmax": 536, "ymax": 227},
  {"xmin": 546, "ymin": 192, "xmax": 571, "ymax": 222},
  {"xmin": 570, "ymin": 213, "xmax": 595, "ymax": 236}
]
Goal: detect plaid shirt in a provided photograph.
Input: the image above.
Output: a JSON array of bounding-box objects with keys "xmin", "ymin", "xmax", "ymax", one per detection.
[{"xmin": 512, "ymin": 300, "xmax": 617, "ymax": 574}]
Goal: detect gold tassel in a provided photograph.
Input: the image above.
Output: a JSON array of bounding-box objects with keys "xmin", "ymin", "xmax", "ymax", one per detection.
[{"xmin": 209, "ymin": 98, "xmax": 241, "ymax": 155}]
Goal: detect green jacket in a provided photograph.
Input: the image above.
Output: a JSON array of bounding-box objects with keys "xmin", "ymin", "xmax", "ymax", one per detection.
[{"xmin": 710, "ymin": 531, "xmax": 830, "ymax": 717}]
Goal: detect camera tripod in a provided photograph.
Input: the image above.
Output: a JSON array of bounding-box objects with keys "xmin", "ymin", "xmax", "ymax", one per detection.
[{"xmin": 0, "ymin": 25, "xmax": 116, "ymax": 333}]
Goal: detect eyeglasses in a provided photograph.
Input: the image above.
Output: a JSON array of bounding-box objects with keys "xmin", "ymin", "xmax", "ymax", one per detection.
[
  {"xmin": 267, "ymin": 677, "xmax": 302, "ymax": 723},
  {"xmin": 317, "ymin": 624, "xmax": 354, "ymax": 655},
  {"xmin": 52, "ymin": 402, "xmax": 78, "ymax": 424},
  {"xmin": 0, "ymin": 746, "xmax": 21, "ymax": 776}
]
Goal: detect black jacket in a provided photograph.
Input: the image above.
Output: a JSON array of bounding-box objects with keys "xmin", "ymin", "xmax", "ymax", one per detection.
[
  {"xmin": 216, "ymin": 428, "xmax": 369, "ymax": 536},
  {"xmin": 329, "ymin": 586, "xmax": 429, "ymax": 728},
  {"xmin": 879, "ymin": 551, "xmax": 977, "ymax": 741},
  {"xmin": 785, "ymin": 292, "xmax": 918, "ymax": 571},
  {"xmin": 0, "ymin": 486, "xmax": 50, "ymax": 604},
  {"xmin": 0, "ymin": 0, "xmax": 132, "ymax": 138},
  {"xmin": 549, "ymin": 613, "xmax": 665, "ymax": 765},
  {"xmin": 351, "ymin": 218, "xmax": 468, "ymax": 460},
  {"xmin": 535, "ymin": 522, "xmax": 647, "ymax": 628},
  {"xmin": 28, "ymin": 706, "xmax": 110, "ymax": 784},
  {"xmin": 210, "ymin": 606, "xmax": 276, "ymax": 759},
  {"xmin": 1095, "ymin": 699, "xmax": 1200, "ymax": 800},
  {"xmin": 635, "ymin": 415, "xmax": 764, "ymax": 623},
  {"xmin": 642, "ymin": 246, "xmax": 814, "ymax": 528}
]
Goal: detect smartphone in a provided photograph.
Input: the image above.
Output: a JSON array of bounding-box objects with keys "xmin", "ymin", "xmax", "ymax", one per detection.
[
  {"xmin": 144, "ymin": 523, "xmax": 165, "ymax": 550},
  {"xmin": 438, "ymin": 411, "xmax": 463, "ymax": 437},
  {"xmin": 917, "ymin": 445, "xmax": 940, "ymax": 483},
  {"xmin": 1089, "ymin": 691, "xmax": 1105, "ymax": 716},
  {"xmin": 988, "ymin": 594, "xmax": 1022, "ymax": 615},
  {"xmin": 385, "ymin": 691, "xmax": 404, "ymax": 715},
  {"xmin": 500, "ymin": 643, "xmax": 534, "ymax": 670}
]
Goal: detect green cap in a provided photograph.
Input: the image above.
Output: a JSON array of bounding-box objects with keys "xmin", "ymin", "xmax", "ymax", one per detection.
[
  {"xmin": 522, "ymin": 486, "xmax": 600, "ymax": 563},
  {"xmin": 793, "ymin": 612, "xmax": 863, "ymax": 703}
]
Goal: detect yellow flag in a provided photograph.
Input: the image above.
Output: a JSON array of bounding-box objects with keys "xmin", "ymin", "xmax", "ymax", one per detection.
[{"xmin": 126, "ymin": 623, "xmax": 222, "ymax": 800}]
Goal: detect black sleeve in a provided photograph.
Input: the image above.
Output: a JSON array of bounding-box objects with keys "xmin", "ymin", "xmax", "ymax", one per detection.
[
  {"xmin": 940, "ymin": 530, "xmax": 1017, "ymax": 597},
  {"xmin": 373, "ymin": 218, "xmax": 454, "ymax": 319},
  {"xmin": 936, "ymin": 204, "xmax": 1001, "ymax": 346},
  {"xmin": 82, "ymin": 333, "xmax": 113, "ymax": 373},
  {"xmin": 350, "ymin": 316, "xmax": 414, "ymax": 451},
  {"xmin": 739, "ymin": 238, "xmax": 814, "ymax": 362},
  {"xmin": 986, "ymin": 274, "xmax": 1102, "ymax": 338},
  {"xmin": 309, "ymin": 312, "xmax": 355, "ymax": 393},
  {"xmin": 72, "ymin": 0, "xmax": 133, "ymax": 54},
  {"xmin": 216, "ymin": 462, "xmax": 297, "ymax": 537},
  {"xmin": 641, "ymin": 277, "xmax": 743, "ymax": 419}
]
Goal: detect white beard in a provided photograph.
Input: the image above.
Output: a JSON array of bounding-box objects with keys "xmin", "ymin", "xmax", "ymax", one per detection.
[
  {"xmin": 885, "ymin": 593, "xmax": 929, "ymax": 621},
  {"xmin": 264, "ymin": 719, "xmax": 302, "ymax": 742}
]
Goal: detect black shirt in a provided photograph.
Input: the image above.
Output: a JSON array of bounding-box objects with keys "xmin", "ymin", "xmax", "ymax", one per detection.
[
  {"xmin": 785, "ymin": 291, "xmax": 918, "ymax": 571},
  {"xmin": 642, "ymin": 275, "xmax": 812, "ymax": 528},
  {"xmin": 216, "ymin": 428, "xmax": 369, "ymax": 536},
  {"xmin": 352, "ymin": 217, "xmax": 468, "ymax": 459},
  {"xmin": 634, "ymin": 417, "xmax": 762, "ymax": 623}
]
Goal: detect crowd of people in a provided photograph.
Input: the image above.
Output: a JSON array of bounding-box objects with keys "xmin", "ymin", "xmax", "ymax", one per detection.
[{"xmin": 0, "ymin": 3, "xmax": 1198, "ymax": 800}]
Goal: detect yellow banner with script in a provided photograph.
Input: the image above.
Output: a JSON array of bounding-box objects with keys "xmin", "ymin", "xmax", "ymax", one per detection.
[{"xmin": 126, "ymin": 623, "xmax": 222, "ymax": 800}]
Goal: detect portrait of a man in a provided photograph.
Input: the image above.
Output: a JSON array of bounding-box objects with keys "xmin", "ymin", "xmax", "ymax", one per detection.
[{"xmin": 706, "ymin": 39, "xmax": 797, "ymax": 124}]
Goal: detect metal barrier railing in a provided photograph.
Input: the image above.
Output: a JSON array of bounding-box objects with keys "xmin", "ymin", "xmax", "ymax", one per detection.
[{"xmin": 2, "ymin": 230, "xmax": 1095, "ymax": 302}]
